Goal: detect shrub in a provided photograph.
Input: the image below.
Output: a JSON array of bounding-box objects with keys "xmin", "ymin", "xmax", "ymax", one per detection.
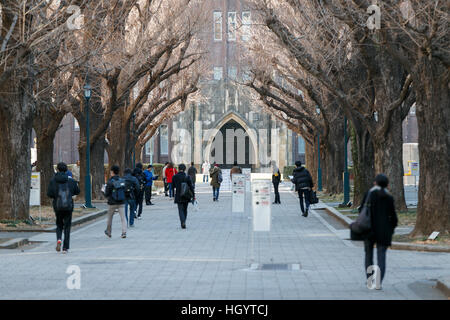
[{"xmin": 283, "ymin": 165, "xmax": 296, "ymax": 180}]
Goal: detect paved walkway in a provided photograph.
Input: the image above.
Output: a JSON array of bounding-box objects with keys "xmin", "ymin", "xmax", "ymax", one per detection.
[{"xmin": 0, "ymin": 182, "xmax": 448, "ymax": 299}]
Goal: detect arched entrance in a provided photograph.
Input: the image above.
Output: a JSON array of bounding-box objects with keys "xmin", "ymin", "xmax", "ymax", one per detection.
[{"xmin": 203, "ymin": 112, "xmax": 259, "ymax": 168}]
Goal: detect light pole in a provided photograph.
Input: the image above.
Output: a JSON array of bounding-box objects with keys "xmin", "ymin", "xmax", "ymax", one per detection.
[
  {"xmin": 132, "ymin": 112, "xmax": 136, "ymax": 169},
  {"xmin": 342, "ymin": 116, "xmax": 350, "ymax": 206},
  {"xmin": 316, "ymin": 106, "xmax": 322, "ymax": 191},
  {"xmin": 84, "ymin": 82, "xmax": 94, "ymax": 209}
]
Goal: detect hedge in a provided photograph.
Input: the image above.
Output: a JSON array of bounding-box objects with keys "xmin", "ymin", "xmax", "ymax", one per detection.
[{"xmin": 283, "ymin": 165, "xmax": 296, "ymax": 180}]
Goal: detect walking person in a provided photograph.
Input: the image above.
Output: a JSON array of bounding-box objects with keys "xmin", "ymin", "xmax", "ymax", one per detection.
[
  {"xmin": 272, "ymin": 161, "xmax": 281, "ymax": 204},
  {"xmin": 132, "ymin": 163, "xmax": 146, "ymax": 220},
  {"xmin": 165, "ymin": 162, "xmax": 177, "ymax": 198},
  {"xmin": 172, "ymin": 164, "xmax": 195, "ymax": 229},
  {"xmin": 123, "ymin": 168, "xmax": 140, "ymax": 227},
  {"xmin": 104, "ymin": 165, "xmax": 127, "ymax": 238},
  {"xmin": 291, "ymin": 161, "xmax": 313, "ymax": 217},
  {"xmin": 361, "ymin": 174, "xmax": 398, "ymax": 290},
  {"xmin": 202, "ymin": 160, "xmax": 210, "ymax": 183},
  {"xmin": 210, "ymin": 163, "xmax": 222, "ymax": 201},
  {"xmin": 144, "ymin": 164, "xmax": 158, "ymax": 205},
  {"xmin": 162, "ymin": 161, "xmax": 169, "ymax": 196},
  {"xmin": 230, "ymin": 161, "xmax": 242, "ymax": 180},
  {"xmin": 47, "ymin": 162, "xmax": 80, "ymax": 254},
  {"xmin": 187, "ymin": 162, "xmax": 197, "ymax": 189}
]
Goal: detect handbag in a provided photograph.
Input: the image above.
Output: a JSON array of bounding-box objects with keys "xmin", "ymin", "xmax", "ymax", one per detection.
[
  {"xmin": 180, "ymin": 179, "xmax": 193, "ymax": 201},
  {"xmin": 309, "ymin": 190, "xmax": 319, "ymax": 204},
  {"xmin": 350, "ymin": 191, "xmax": 372, "ymax": 236}
]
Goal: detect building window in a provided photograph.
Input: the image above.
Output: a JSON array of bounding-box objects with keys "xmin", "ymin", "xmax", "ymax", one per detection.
[
  {"xmin": 214, "ymin": 67, "xmax": 223, "ymax": 80},
  {"xmin": 145, "ymin": 136, "xmax": 153, "ymax": 155},
  {"xmin": 213, "ymin": 11, "xmax": 222, "ymax": 41},
  {"xmin": 242, "ymin": 11, "xmax": 251, "ymax": 41},
  {"xmin": 298, "ymin": 136, "xmax": 305, "ymax": 154},
  {"xmin": 242, "ymin": 67, "xmax": 251, "ymax": 82},
  {"xmin": 410, "ymin": 103, "xmax": 416, "ymax": 115},
  {"xmin": 228, "ymin": 12, "xmax": 236, "ymax": 41},
  {"xmin": 160, "ymin": 124, "xmax": 168, "ymax": 155},
  {"xmin": 228, "ymin": 66, "xmax": 237, "ymax": 80},
  {"xmin": 74, "ymin": 118, "xmax": 79, "ymax": 130}
]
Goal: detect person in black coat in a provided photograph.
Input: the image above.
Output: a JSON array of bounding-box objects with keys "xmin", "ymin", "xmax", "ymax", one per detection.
[
  {"xmin": 291, "ymin": 161, "xmax": 313, "ymax": 217},
  {"xmin": 47, "ymin": 162, "xmax": 80, "ymax": 253},
  {"xmin": 172, "ymin": 164, "xmax": 195, "ymax": 229},
  {"xmin": 361, "ymin": 174, "xmax": 398, "ymax": 289},
  {"xmin": 272, "ymin": 161, "xmax": 281, "ymax": 204},
  {"xmin": 132, "ymin": 163, "xmax": 146, "ymax": 219},
  {"xmin": 123, "ymin": 168, "xmax": 140, "ymax": 227}
]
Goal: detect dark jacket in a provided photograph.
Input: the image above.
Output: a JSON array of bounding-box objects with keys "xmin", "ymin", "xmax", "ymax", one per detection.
[
  {"xmin": 187, "ymin": 166, "xmax": 197, "ymax": 184},
  {"xmin": 104, "ymin": 175, "xmax": 125, "ymax": 205},
  {"xmin": 210, "ymin": 166, "xmax": 222, "ymax": 188},
  {"xmin": 47, "ymin": 172, "xmax": 80, "ymax": 212},
  {"xmin": 360, "ymin": 187, "xmax": 398, "ymax": 246},
  {"xmin": 132, "ymin": 167, "xmax": 146, "ymax": 192},
  {"xmin": 172, "ymin": 172, "xmax": 195, "ymax": 204},
  {"xmin": 292, "ymin": 166, "xmax": 313, "ymax": 189},
  {"xmin": 272, "ymin": 170, "xmax": 281, "ymax": 184},
  {"xmin": 124, "ymin": 173, "xmax": 140, "ymax": 200}
]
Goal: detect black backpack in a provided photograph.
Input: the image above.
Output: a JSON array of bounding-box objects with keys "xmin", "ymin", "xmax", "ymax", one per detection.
[
  {"xmin": 111, "ymin": 178, "xmax": 126, "ymax": 202},
  {"xmin": 180, "ymin": 176, "xmax": 193, "ymax": 201},
  {"xmin": 56, "ymin": 182, "xmax": 72, "ymax": 211},
  {"xmin": 124, "ymin": 178, "xmax": 136, "ymax": 200}
]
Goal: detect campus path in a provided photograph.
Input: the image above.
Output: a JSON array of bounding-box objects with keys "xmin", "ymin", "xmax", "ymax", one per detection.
[{"xmin": 0, "ymin": 182, "xmax": 448, "ymax": 300}]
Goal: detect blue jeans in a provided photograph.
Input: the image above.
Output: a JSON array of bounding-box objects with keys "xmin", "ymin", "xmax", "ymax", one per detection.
[
  {"xmin": 213, "ymin": 187, "xmax": 220, "ymax": 200},
  {"xmin": 203, "ymin": 174, "xmax": 209, "ymax": 182},
  {"xmin": 124, "ymin": 199, "xmax": 136, "ymax": 226},
  {"xmin": 177, "ymin": 202, "xmax": 189, "ymax": 224},
  {"xmin": 168, "ymin": 183, "xmax": 173, "ymax": 197}
]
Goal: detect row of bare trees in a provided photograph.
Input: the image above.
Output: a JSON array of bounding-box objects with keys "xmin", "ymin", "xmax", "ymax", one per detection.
[
  {"xmin": 241, "ymin": 0, "xmax": 449, "ymax": 236},
  {"xmin": 0, "ymin": 0, "xmax": 207, "ymax": 217}
]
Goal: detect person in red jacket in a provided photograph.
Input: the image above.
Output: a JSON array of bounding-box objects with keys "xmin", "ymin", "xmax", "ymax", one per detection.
[{"xmin": 165, "ymin": 162, "xmax": 177, "ymax": 198}]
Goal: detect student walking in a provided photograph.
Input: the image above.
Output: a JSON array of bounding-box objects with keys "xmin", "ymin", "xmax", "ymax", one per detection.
[
  {"xmin": 210, "ymin": 163, "xmax": 222, "ymax": 201},
  {"xmin": 291, "ymin": 161, "xmax": 313, "ymax": 217},
  {"xmin": 361, "ymin": 174, "xmax": 398, "ymax": 290},
  {"xmin": 187, "ymin": 162, "xmax": 197, "ymax": 189},
  {"xmin": 162, "ymin": 162, "xmax": 169, "ymax": 196},
  {"xmin": 165, "ymin": 162, "xmax": 177, "ymax": 198},
  {"xmin": 172, "ymin": 164, "xmax": 195, "ymax": 229},
  {"xmin": 123, "ymin": 168, "xmax": 140, "ymax": 227},
  {"xmin": 144, "ymin": 164, "xmax": 158, "ymax": 205},
  {"xmin": 104, "ymin": 165, "xmax": 127, "ymax": 238},
  {"xmin": 47, "ymin": 162, "xmax": 80, "ymax": 253},
  {"xmin": 202, "ymin": 160, "xmax": 210, "ymax": 183},
  {"xmin": 132, "ymin": 163, "xmax": 146, "ymax": 219},
  {"xmin": 272, "ymin": 162, "xmax": 281, "ymax": 204}
]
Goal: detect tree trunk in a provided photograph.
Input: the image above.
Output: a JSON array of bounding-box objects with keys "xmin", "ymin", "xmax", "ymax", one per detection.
[
  {"xmin": 0, "ymin": 98, "xmax": 34, "ymax": 220},
  {"xmin": 107, "ymin": 108, "xmax": 130, "ymax": 175},
  {"xmin": 322, "ymin": 116, "xmax": 345, "ymax": 195},
  {"xmin": 411, "ymin": 63, "xmax": 450, "ymax": 236},
  {"xmin": 305, "ymin": 139, "xmax": 317, "ymax": 184},
  {"xmin": 373, "ymin": 108, "xmax": 408, "ymax": 212},
  {"xmin": 350, "ymin": 124, "xmax": 375, "ymax": 208}
]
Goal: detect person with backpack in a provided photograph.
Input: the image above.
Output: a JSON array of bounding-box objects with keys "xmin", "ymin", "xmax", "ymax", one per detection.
[
  {"xmin": 132, "ymin": 163, "xmax": 146, "ymax": 220},
  {"xmin": 272, "ymin": 161, "xmax": 281, "ymax": 204},
  {"xmin": 187, "ymin": 162, "xmax": 197, "ymax": 189},
  {"xmin": 47, "ymin": 162, "xmax": 80, "ymax": 254},
  {"xmin": 144, "ymin": 164, "xmax": 158, "ymax": 205},
  {"xmin": 291, "ymin": 160, "xmax": 313, "ymax": 217},
  {"xmin": 104, "ymin": 165, "xmax": 127, "ymax": 238},
  {"xmin": 210, "ymin": 163, "xmax": 222, "ymax": 201},
  {"xmin": 360, "ymin": 174, "xmax": 398, "ymax": 290},
  {"xmin": 123, "ymin": 168, "xmax": 140, "ymax": 227},
  {"xmin": 165, "ymin": 162, "xmax": 177, "ymax": 198},
  {"xmin": 172, "ymin": 164, "xmax": 195, "ymax": 229}
]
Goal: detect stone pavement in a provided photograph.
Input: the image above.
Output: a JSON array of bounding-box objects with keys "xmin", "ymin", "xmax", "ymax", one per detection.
[{"xmin": 0, "ymin": 182, "xmax": 448, "ymax": 300}]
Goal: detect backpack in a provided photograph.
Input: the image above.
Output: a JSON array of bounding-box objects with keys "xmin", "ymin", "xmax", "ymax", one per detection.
[
  {"xmin": 56, "ymin": 182, "xmax": 72, "ymax": 211},
  {"xmin": 134, "ymin": 172, "xmax": 146, "ymax": 191},
  {"xmin": 111, "ymin": 178, "xmax": 126, "ymax": 202},
  {"xmin": 218, "ymin": 171, "xmax": 223, "ymax": 183},
  {"xmin": 124, "ymin": 178, "xmax": 136, "ymax": 200}
]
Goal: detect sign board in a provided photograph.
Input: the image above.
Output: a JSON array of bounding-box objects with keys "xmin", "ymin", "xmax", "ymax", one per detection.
[
  {"xmin": 410, "ymin": 161, "xmax": 419, "ymax": 176},
  {"xmin": 221, "ymin": 169, "xmax": 231, "ymax": 191},
  {"xmin": 252, "ymin": 179, "xmax": 271, "ymax": 231},
  {"xmin": 232, "ymin": 174, "xmax": 246, "ymax": 212},
  {"xmin": 30, "ymin": 172, "xmax": 40, "ymax": 206},
  {"xmin": 242, "ymin": 168, "xmax": 251, "ymax": 192}
]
